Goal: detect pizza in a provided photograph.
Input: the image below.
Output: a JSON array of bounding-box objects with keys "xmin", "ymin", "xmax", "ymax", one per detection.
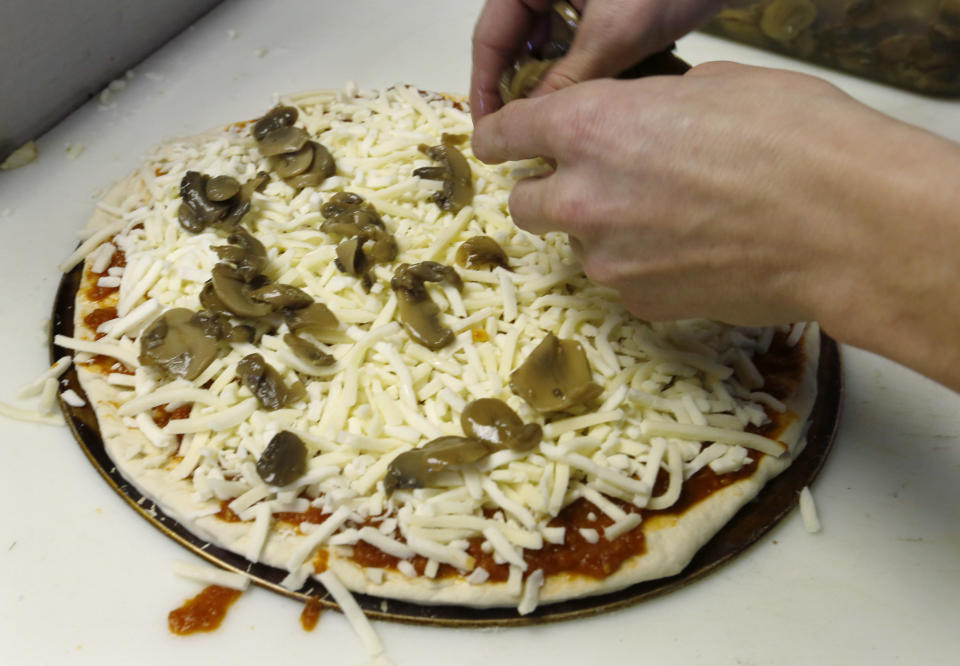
[{"xmin": 54, "ymin": 84, "xmax": 819, "ymax": 619}]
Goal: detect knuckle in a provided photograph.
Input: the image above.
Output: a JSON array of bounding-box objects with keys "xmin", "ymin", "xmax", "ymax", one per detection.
[
  {"xmin": 580, "ymin": 251, "xmax": 620, "ymax": 288},
  {"xmin": 688, "ymin": 60, "xmax": 741, "ymax": 77},
  {"xmin": 540, "ymin": 66, "xmax": 580, "ymax": 94},
  {"xmin": 545, "ymin": 98, "xmax": 600, "ymax": 159},
  {"xmin": 507, "ymin": 186, "xmax": 533, "ymax": 227},
  {"xmin": 543, "ymin": 183, "xmax": 587, "ymax": 228}
]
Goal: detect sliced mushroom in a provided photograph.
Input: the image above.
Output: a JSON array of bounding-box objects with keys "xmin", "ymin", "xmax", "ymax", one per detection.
[
  {"xmin": 252, "ymin": 105, "xmax": 334, "ymax": 189},
  {"xmin": 210, "ymin": 263, "xmax": 273, "ymax": 318},
  {"xmin": 499, "ymin": 2, "xmax": 579, "ymax": 104},
  {"xmin": 199, "ymin": 280, "xmax": 229, "ymax": 314},
  {"xmin": 410, "ymin": 165, "xmax": 446, "ymax": 180},
  {"xmin": 228, "ymin": 324, "xmax": 256, "ymax": 344},
  {"xmin": 250, "ymin": 283, "xmax": 313, "ymax": 310},
  {"xmin": 191, "ymin": 310, "xmax": 233, "ymax": 340},
  {"xmin": 499, "ymin": 56, "xmax": 557, "ymax": 104},
  {"xmin": 760, "ymin": 0, "xmax": 817, "ymax": 42},
  {"xmin": 284, "ymin": 333, "xmax": 335, "ymax": 367},
  {"xmin": 273, "ymin": 142, "xmax": 314, "ymax": 179},
  {"xmin": 320, "ymin": 192, "xmax": 397, "ymax": 285},
  {"xmin": 320, "ymin": 191, "xmax": 366, "ymax": 218},
  {"xmin": 177, "ymin": 201, "xmax": 205, "ymax": 234},
  {"xmin": 545, "ymin": 0, "xmax": 580, "ymax": 54},
  {"xmin": 179, "ymin": 170, "xmax": 259, "ymax": 233},
  {"xmin": 139, "ymin": 308, "xmax": 220, "ymax": 381},
  {"xmin": 461, "ymin": 398, "xmax": 542, "ymax": 452},
  {"xmin": 284, "ymin": 142, "xmax": 336, "ymax": 189},
  {"xmin": 390, "ymin": 262, "xmax": 463, "ymax": 350},
  {"xmin": 257, "ymin": 126, "xmax": 310, "ymax": 158},
  {"xmin": 256, "ymin": 430, "xmax": 308, "ymax": 486},
  {"xmin": 240, "ymin": 171, "xmax": 270, "ymax": 201},
  {"xmin": 335, "ymin": 237, "xmax": 367, "ymax": 277},
  {"xmin": 384, "ymin": 436, "xmax": 494, "ymax": 494},
  {"xmin": 212, "ymin": 229, "xmax": 267, "ymax": 282},
  {"xmin": 236, "ymin": 353, "xmax": 294, "ymax": 410},
  {"xmin": 216, "ymin": 198, "xmax": 251, "ymax": 231},
  {"xmin": 396, "ymin": 294, "xmax": 449, "ymax": 350},
  {"xmin": 455, "ymin": 236, "xmax": 511, "ymax": 270},
  {"xmin": 322, "ymin": 206, "xmax": 383, "ymax": 235},
  {"xmin": 391, "ymin": 261, "xmax": 463, "ymax": 292},
  {"xmin": 367, "ymin": 235, "xmax": 398, "ymax": 265},
  {"xmin": 252, "ymin": 105, "xmax": 299, "ymax": 141},
  {"xmin": 219, "ymin": 172, "xmax": 269, "ymax": 230},
  {"xmin": 178, "ymin": 171, "xmax": 228, "ymax": 232},
  {"xmin": 413, "ymin": 137, "xmax": 473, "ymax": 213},
  {"xmin": 285, "ymin": 302, "xmax": 339, "ymax": 337},
  {"xmin": 509, "ymin": 332, "xmax": 603, "ymax": 413},
  {"xmin": 324, "ymin": 214, "xmax": 397, "ymax": 266},
  {"xmin": 205, "ymin": 175, "xmax": 241, "ymax": 202}
]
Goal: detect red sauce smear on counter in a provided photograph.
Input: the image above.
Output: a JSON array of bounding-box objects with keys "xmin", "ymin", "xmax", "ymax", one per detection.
[
  {"xmin": 300, "ymin": 597, "xmax": 323, "ymax": 631},
  {"xmin": 168, "ymin": 585, "xmax": 242, "ymax": 635}
]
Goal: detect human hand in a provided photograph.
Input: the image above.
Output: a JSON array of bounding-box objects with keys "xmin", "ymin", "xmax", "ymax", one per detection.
[
  {"xmin": 473, "ymin": 62, "xmax": 960, "ymax": 389},
  {"xmin": 470, "ymin": 0, "xmax": 724, "ymax": 122}
]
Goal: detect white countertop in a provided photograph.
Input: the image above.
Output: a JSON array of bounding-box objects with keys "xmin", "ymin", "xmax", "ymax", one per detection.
[{"xmin": 1, "ymin": 2, "xmax": 958, "ymax": 664}]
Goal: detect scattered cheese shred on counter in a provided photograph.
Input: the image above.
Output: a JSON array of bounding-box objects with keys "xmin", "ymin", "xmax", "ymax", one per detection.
[
  {"xmin": 798, "ymin": 486, "xmax": 822, "ymax": 534},
  {"xmin": 0, "ymin": 140, "xmax": 38, "ymax": 170},
  {"xmin": 0, "ymin": 401, "xmax": 65, "ymax": 426},
  {"xmin": 318, "ymin": 569, "xmax": 385, "ymax": 659},
  {"xmin": 58, "ymin": 84, "xmax": 811, "ymax": 616},
  {"xmin": 172, "ymin": 560, "xmax": 251, "ymax": 590},
  {"xmin": 17, "ymin": 356, "xmax": 71, "ymax": 398}
]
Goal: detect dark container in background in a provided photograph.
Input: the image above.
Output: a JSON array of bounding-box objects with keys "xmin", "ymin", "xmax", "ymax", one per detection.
[{"xmin": 702, "ymin": 1, "xmax": 960, "ymax": 95}]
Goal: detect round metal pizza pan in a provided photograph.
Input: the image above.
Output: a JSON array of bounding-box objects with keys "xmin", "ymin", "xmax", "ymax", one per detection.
[{"xmin": 52, "ymin": 264, "xmax": 842, "ymax": 627}]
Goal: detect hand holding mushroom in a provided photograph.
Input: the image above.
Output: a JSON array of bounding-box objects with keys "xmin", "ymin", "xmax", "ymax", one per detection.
[
  {"xmin": 470, "ymin": 0, "xmax": 724, "ymax": 121},
  {"xmin": 471, "ymin": 58, "xmax": 960, "ymax": 392}
]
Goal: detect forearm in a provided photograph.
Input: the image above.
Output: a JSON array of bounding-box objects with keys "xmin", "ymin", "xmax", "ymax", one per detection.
[{"xmin": 805, "ymin": 118, "xmax": 960, "ymax": 390}]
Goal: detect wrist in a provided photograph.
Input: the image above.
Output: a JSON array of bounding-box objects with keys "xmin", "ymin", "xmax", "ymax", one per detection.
[{"xmin": 808, "ymin": 120, "xmax": 960, "ymax": 389}]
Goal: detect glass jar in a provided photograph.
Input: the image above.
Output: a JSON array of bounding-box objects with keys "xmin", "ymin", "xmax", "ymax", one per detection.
[{"xmin": 702, "ymin": 1, "xmax": 960, "ymax": 95}]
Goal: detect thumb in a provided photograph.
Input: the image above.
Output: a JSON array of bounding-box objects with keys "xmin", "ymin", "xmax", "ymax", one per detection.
[
  {"xmin": 530, "ymin": 3, "xmax": 656, "ymax": 96},
  {"xmin": 533, "ymin": 49, "xmax": 600, "ymax": 95}
]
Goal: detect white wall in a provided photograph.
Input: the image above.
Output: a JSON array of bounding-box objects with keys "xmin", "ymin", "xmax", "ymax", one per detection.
[{"xmin": 0, "ymin": 0, "xmax": 221, "ymax": 160}]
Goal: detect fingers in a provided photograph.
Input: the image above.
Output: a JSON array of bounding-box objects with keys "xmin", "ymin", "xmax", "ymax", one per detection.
[
  {"xmin": 507, "ymin": 173, "xmax": 558, "ymax": 235},
  {"xmin": 684, "ymin": 60, "xmax": 746, "ymax": 77},
  {"xmin": 535, "ymin": 1, "xmax": 654, "ymax": 96},
  {"xmin": 471, "ymin": 95, "xmax": 556, "ymax": 164},
  {"xmin": 567, "ymin": 234, "xmax": 586, "ymax": 259},
  {"xmin": 470, "ymin": 0, "xmax": 553, "ymax": 123}
]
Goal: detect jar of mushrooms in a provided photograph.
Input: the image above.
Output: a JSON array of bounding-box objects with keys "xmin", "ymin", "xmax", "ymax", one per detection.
[{"xmin": 702, "ymin": 0, "xmax": 960, "ymax": 95}]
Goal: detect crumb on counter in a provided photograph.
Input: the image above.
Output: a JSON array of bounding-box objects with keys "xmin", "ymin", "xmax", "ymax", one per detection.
[
  {"xmin": 66, "ymin": 143, "xmax": 86, "ymax": 160},
  {"xmin": 1, "ymin": 141, "xmax": 38, "ymax": 170}
]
